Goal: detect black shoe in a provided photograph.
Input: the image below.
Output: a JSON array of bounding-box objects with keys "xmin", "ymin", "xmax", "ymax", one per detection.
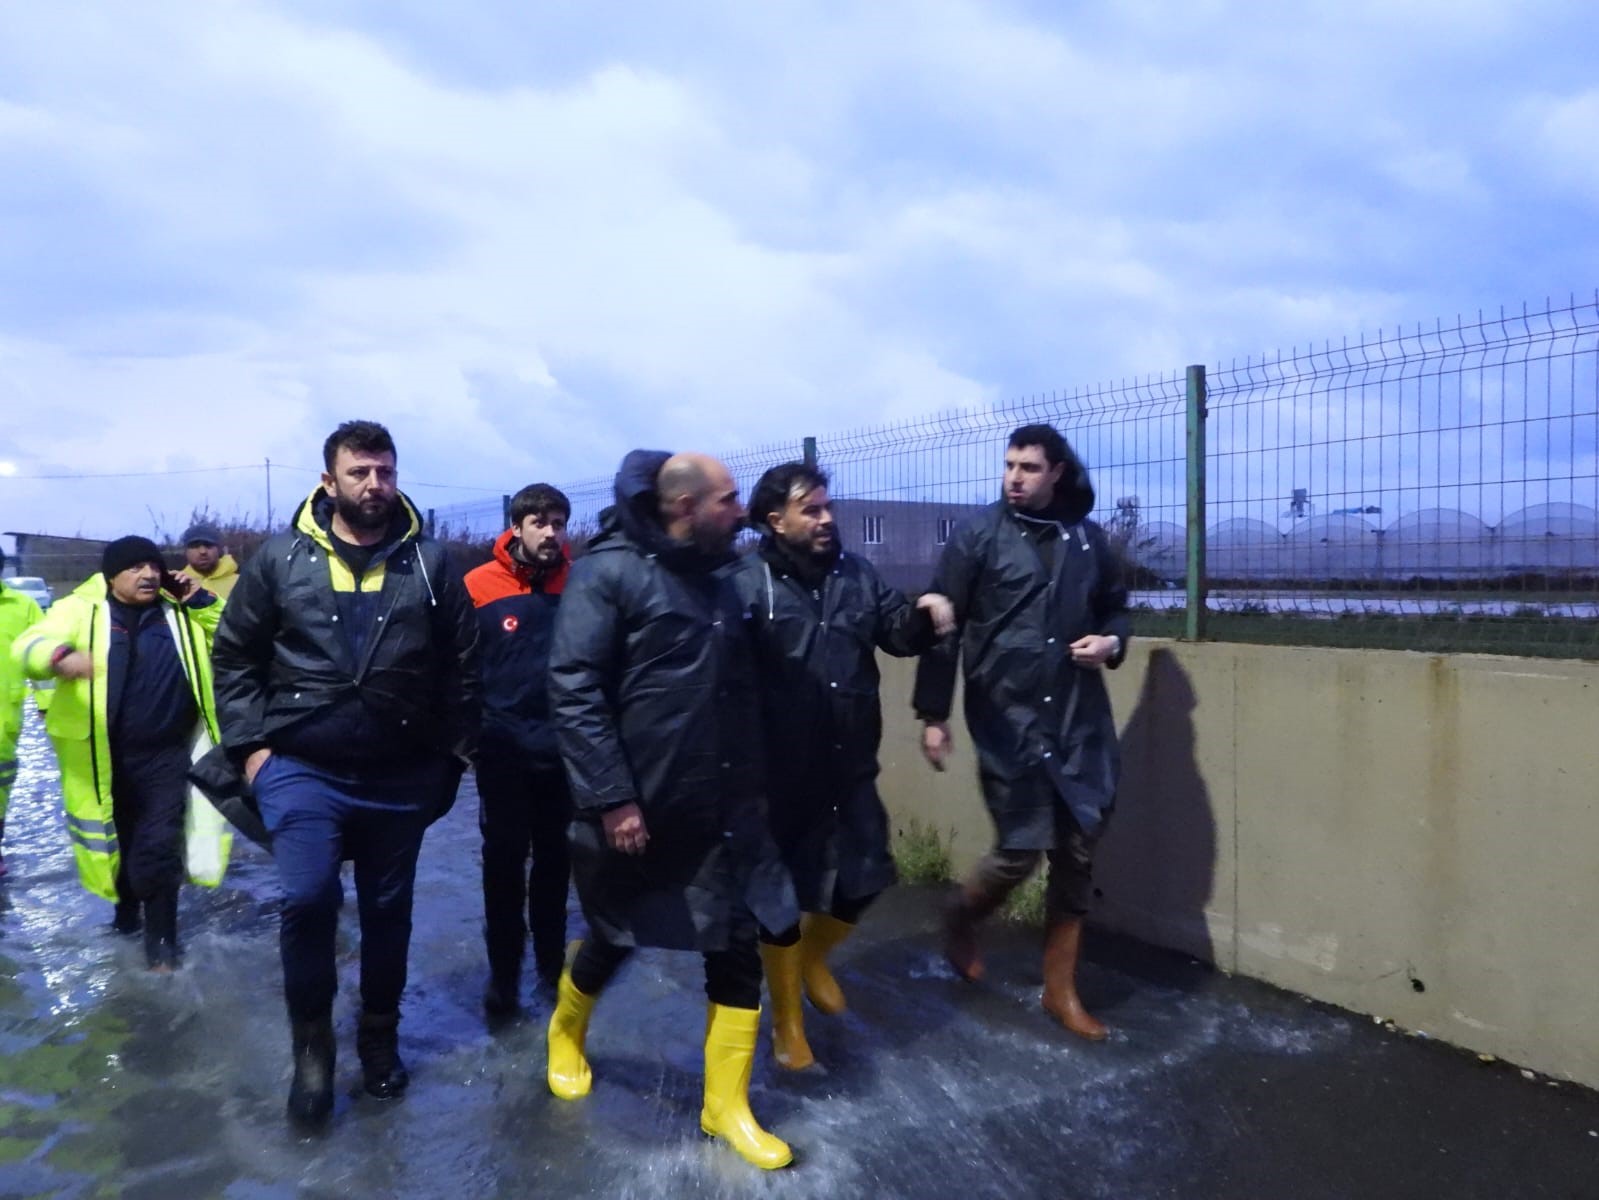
[
  {"xmin": 356, "ymin": 1010, "xmax": 409, "ymax": 1099},
  {"xmin": 111, "ymin": 899, "xmax": 143, "ymax": 937},
  {"xmin": 483, "ymin": 975, "xmax": 521, "ymax": 1019},
  {"xmin": 287, "ymin": 1014, "xmax": 336, "ymax": 1127},
  {"xmin": 142, "ymin": 890, "xmax": 181, "ymax": 971},
  {"xmin": 532, "ymin": 947, "xmax": 565, "ymax": 992},
  {"xmin": 145, "ymin": 937, "xmax": 180, "ymax": 972}
]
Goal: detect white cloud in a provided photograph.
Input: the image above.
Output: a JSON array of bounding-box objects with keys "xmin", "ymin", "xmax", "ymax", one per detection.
[{"xmin": 0, "ymin": 0, "xmax": 1595, "ymax": 537}]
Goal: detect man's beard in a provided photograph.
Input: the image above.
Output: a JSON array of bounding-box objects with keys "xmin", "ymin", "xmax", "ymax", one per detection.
[
  {"xmin": 518, "ymin": 538, "xmax": 562, "ymax": 567},
  {"xmin": 336, "ymin": 491, "xmax": 396, "ymax": 533},
  {"xmin": 780, "ymin": 528, "xmax": 835, "ymax": 562},
  {"xmin": 692, "ymin": 521, "xmax": 737, "ymax": 555}
]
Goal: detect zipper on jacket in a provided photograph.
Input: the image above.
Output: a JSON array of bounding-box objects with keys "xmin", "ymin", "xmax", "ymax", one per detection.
[{"xmin": 351, "ymin": 545, "xmax": 419, "ymax": 682}]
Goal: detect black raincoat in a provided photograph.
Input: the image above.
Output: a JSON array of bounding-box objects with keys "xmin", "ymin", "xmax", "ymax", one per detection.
[
  {"xmin": 548, "ymin": 451, "xmax": 797, "ymax": 952},
  {"xmin": 211, "ymin": 490, "xmax": 481, "ymax": 772},
  {"xmin": 730, "ymin": 538, "xmax": 936, "ymax": 910},
  {"xmin": 913, "ymin": 452, "xmax": 1131, "ymax": 845}
]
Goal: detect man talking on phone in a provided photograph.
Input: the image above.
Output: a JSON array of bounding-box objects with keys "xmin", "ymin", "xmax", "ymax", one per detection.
[{"xmin": 12, "ymin": 536, "xmax": 229, "ymax": 971}]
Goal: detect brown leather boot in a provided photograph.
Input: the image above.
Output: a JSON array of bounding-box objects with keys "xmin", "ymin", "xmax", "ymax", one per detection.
[
  {"xmin": 1041, "ymin": 916, "xmax": 1108, "ymax": 1040},
  {"xmin": 942, "ymin": 883, "xmax": 1002, "ymax": 982}
]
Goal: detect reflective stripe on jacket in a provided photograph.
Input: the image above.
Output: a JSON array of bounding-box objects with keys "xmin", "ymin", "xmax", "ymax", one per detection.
[{"xmin": 12, "ymin": 574, "xmax": 230, "ymax": 898}]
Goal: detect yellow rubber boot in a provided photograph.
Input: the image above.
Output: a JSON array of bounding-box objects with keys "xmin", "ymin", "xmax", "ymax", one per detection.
[
  {"xmin": 799, "ymin": 913, "xmax": 855, "ymax": 1015},
  {"xmin": 700, "ymin": 1004, "xmax": 794, "ymax": 1170},
  {"xmin": 759, "ymin": 943, "xmax": 815, "ymax": 1070},
  {"xmin": 546, "ymin": 966, "xmax": 598, "ymax": 1100}
]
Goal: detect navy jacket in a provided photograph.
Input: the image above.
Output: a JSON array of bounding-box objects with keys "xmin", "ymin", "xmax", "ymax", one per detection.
[{"xmin": 464, "ymin": 528, "xmax": 568, "ymax": 768}]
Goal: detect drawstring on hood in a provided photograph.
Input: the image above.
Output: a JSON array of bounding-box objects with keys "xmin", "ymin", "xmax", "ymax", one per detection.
[{"xmin": 416, "ymin": 549, "xmax": 438, "ymax": 606}]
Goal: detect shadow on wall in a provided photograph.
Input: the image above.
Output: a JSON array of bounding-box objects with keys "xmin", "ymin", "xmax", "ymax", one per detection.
[{"xmin": 1096, "ymin": 646, "xmax": 1219, "ymax": 967}]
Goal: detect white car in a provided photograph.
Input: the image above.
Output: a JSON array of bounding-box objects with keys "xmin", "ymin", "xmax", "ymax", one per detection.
[{"xmin": 4, "ymin": 576, "xmax": 53, "ymax": 611}]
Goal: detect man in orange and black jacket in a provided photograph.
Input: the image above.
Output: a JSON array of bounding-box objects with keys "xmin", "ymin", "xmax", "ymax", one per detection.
[{"xmin": 464, "ymin": 483, "xmax": 573, "ymax": 1016}]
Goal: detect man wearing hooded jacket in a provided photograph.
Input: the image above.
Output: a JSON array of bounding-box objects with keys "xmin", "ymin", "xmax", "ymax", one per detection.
[
  {"xmin": 546, "ymin": 450, "xmax": 799, "ymax": 1171},
  {"xmin": 177, "ymin": 523, "xmax": 240, "ymax": 600},
  {"xmin": 464, "ymin": 482, "xmax": 573, "ymax": 1014},
  {"xmin": 914, "ymin": 423, "xmax": 1131, "ymax": 1040},
  {"xmin": 211, "ymin": 419, "xmax": 480, "ymax": 1128},
  {"xmin": 730, "ymin": 461, "xmax": 954, "ymax": 1070}
]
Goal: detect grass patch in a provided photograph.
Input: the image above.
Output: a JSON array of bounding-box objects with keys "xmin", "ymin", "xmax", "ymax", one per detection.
[
  {"xmin": 1000, "ymin": 874, "xmax": 1047, "ymax": 927},
  {"xmin": 893, "ymin": 819, "xmax": 954, "ymax": 885},
  {"xmin": 1136, "ymin": 610, "xmax": 1599, "ymax": 659}
]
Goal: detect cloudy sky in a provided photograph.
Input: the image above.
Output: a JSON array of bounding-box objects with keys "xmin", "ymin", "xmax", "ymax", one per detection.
[{"xmin": 1, "ymin": 0, "xmax": 1596, "ymax": 540}]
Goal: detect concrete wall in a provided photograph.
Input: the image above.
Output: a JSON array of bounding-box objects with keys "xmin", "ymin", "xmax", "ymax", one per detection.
[{"xmin": 877, "ymin": 641, "xmax": 1599, "ymax": 1088}]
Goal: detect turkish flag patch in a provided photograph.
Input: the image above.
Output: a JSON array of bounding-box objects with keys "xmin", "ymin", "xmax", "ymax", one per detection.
[{"xmin": 502, "ymin": 614, "xmax": 519, "ymax": 633}]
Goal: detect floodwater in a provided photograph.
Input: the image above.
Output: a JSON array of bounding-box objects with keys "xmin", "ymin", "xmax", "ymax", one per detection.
[{"xmin": 2, "ymin": 706, "xmax": 1596, "ymax": 1200}]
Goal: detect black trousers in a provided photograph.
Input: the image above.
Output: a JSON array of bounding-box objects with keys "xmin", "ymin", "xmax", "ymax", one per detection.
[
  {"xmin": 759, "ymin": 890, "xmax": 879, "ymax": 947},
  {"xmin": 109, "ymin": 740, "xmax": 190, "ymax": 902},
  {"xmin": 571, "ymin": 911, "xmax": 764, "ymax": 1011},
  {"xmin": 477, "ymin": 754, "xmax": 572, "ymax": 984},
  {"xmin": 970, "ymin": 833, "xmax": 1098, "ymax": 920}
]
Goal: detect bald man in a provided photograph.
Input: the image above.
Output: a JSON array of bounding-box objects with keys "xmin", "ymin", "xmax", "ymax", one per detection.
[{"xmin": 546, "ymin": 450, "xmax": 799, "ymax": 1170}]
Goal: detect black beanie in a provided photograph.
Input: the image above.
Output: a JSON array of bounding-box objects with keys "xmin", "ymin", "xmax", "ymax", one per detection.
[{"xmin": 101, "ymin": 536, "xmax": 166, "ymax": 580}]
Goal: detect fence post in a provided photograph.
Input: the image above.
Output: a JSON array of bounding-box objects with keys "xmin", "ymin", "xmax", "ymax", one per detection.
[
  {"xmin": 802, "ymin": 436, "xmax": 818, "ymax": 467},
  {"xmin": 501, "ymin": 494, "xmax": 512, "ymax": 530},
  {"xmin": 1185, "ymin": 364, "xmax": 1208, "ymax": 641},
  {"xmin": 426, "ymin": 507, "xmax": 436, "ymax": 537}
]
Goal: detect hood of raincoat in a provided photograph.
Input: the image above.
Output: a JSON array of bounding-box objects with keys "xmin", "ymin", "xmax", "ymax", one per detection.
[{"xmin": 590, "ymin": 449, "xmax": 736, "ymax": 574}]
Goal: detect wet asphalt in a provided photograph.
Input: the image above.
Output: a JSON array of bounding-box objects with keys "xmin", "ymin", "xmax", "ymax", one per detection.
[{"xmin": 1, "ymin": 706, "xmax": 1596, "ymax": 1200}]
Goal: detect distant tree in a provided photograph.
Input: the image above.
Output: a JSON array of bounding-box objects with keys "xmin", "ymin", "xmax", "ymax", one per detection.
[
  {"xmin": 1104, "ymin": 495, "xmax": 1160, "ymax": 588},
  {"xmin": 1105, "ymin": 495, "xmax": 1142, "ymax": 558}
]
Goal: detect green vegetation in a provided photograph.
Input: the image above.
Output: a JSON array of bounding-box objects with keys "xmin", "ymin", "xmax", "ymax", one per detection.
[
  {"xmin": 999, "ymin": 874, "xmax": 1047, "ymax": 927},
  {"xmin": 893, "ymin": 819, "xmax": 954, "ymax": 885},
  {"xmin": 1135, "ymin": 609, "xmax": 1599, "ymax": 660}
]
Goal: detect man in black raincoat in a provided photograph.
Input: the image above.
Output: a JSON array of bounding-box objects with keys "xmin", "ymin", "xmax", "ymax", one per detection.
[
  {"xmin": 731, "ymin": 461, "xmax": 953, "ymax": 1070},
  {"xmin": 212, "ymin": 420, "xmax": 480, "ymax": 1126},
  {"xmin": 914, "ymin": 423, "xmax": 1131, "ymax": 1040},
  {"xmin": 545, "ymin": 450, "xmax": 799, "ymax": 1171}
]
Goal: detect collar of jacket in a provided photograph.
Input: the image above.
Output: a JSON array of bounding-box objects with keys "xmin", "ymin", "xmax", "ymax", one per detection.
[
  {"xmin": 183, "ymin": 553, "xmax": 238, "ymax": 584},
  {"xmin": 1007, "ymin": 478, "xmax": 1092, "ymax": 532},
  {"xmin": 1022, "ymin": 448, "xmax": 1096, "ymax": 526},
  {"xmin": 491, "ymin": 527, "xmax": 570, "ymax": 594},
  {"xmin": 291, "ymin": 487, "xmax": 423, "ymax": 556},
  {"xmin": 76, "ymin": 572, "xmax": 186, "ymax": 616},
  {"xmin": 757, "ymin": 533, "xmax": 839, "ymax": 588}
]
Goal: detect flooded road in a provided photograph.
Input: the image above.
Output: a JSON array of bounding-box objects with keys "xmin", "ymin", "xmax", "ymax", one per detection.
[{"xmin": 2, "ymin": 705, "xmax": 1596, "ymax": 1199}]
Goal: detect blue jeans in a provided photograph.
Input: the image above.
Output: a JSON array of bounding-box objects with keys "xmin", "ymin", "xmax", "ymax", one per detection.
[{"xmin": 253, "ymin": 753, "xmax": 442, "ymax": 1022}]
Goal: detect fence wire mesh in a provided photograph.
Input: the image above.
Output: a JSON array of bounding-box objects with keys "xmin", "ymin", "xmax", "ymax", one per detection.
[
  {"xmin": 428, "ymin": 291, "xmax": 1599, "ymax": 660},
  {"xmin": 1197, "ymin": 295, "xmax": 1599, "ymax": 657}
]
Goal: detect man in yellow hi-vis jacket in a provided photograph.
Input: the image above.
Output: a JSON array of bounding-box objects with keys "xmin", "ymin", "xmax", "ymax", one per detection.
[
  {"xmin": 1, "ymin": 550, "xmax": 47, "ymax": 879},
  {"xmin": 12, "ymin": 536, "xmax": 231, "ymax": 971}
]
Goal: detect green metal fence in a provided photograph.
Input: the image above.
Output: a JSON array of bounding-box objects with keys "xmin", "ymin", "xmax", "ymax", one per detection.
[{"xmin": 434, "ymin": 291, "xmax": 1599, "ymax": 660}]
